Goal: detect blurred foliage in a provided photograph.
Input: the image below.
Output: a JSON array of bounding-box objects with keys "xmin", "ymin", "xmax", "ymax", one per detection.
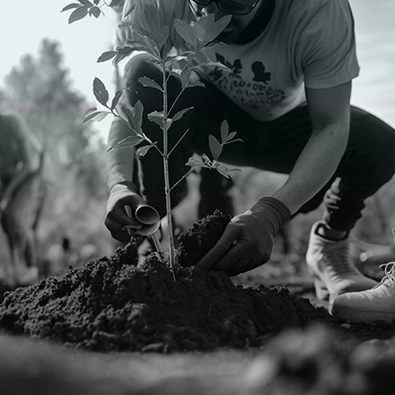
[{"xmin": 0, "ymin": 38, "xmax": 115, "ymax": 259}]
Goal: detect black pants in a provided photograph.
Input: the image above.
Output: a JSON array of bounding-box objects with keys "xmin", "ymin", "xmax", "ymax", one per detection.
[{"xmin": 124, "ymin": 53, "xmax": 395, "ymax": 231}]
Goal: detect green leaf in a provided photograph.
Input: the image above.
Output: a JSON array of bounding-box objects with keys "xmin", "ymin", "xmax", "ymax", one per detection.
[
  {"xmin": 89, "ymin": 6, "xmax": 101, "ymax": 18},
  {"xmin": 124, "ymin": 3, "xmax": 136, "ymax": 17},
  {"xmin": 220, "ymin": 120, "xmax": 229, "ymax": 143},
  {"xmin": 174, "ymin": 19, "xmax": 197, "ymax": 49},
  {"xmin": 68, "ymin": 6, "xmax": 88, "ymax": 23},
  {"xmin": 97, "ymin": 50, "xmax": 117, "ymax": 63},
  {"xmin": 61, "ymin": 3, "xmax": 81, "ymax": 12},
  {"xmin": 157, "ymin": 25, "xmax": 170, "ymax": 51},
  {"xmin": 136, "ymin": 145, "xmax": 153, "ymax": 157},
  {"xmin": 83, "ymin": 111, "xmax": 110, "ymax": 123},
  {"xmin": 147, "ymin": 111, "xmax": 165, "ymax": 129},
  {"xmin": 93, "ymin": 0, "xmax": 100, "ymax": 4},
  {"xmin": 208, "ymin": 135, "xmax": 222, "ymax": 160},
  {"xmin": 216, "ymin": 164, "xmax": 231, "ymax": 179},
  {"xmin": 134, "ymin": 100, "xmax": 144, "ymax": 134},
  {"xmin": 119, "ymin": 105, "xmax": 136, "ymax": 132},
  {"xmin": 172, "ymin": 107, "xmax": 193, "ymax": 123},
  {"xmin": 185, "ymin": 80, "xmax": 206, "ymax": 89},
  {"xmin": 116, "ymin": 135, "xmax": 144, "ymax": 149},
  {"xmin": 78, "ymin": 0, "xmax": 93, "ymax": 6},
  {"xmin": 225, "ymin": 131, "xmax": 237, "ymax": 143},
  {"xmin": 93, "ymin": 77, "xmax": 109, "ymax": 106},
  {"xmin": 186, "ymin": 157, "xmax": 210, "ymax": 169},
  {"xmin": 111, "ymin": 90, "xmax": 123, "ymax": 110},
  {"xmin": 85, "ymin": 107, "xmax": 97, "ymax": 115},
  {"xmin": 196, "ymin": 14, "xmax": 232, "ymax": 44},
  {"xmin": 138, "ymin": 77, "xmax": 163, "ymax": 92}
]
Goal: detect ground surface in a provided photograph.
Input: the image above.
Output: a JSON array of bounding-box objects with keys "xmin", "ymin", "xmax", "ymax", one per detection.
[{"xmin": 0, "ymin": 211, "xmax": 394, "ymax": 394}]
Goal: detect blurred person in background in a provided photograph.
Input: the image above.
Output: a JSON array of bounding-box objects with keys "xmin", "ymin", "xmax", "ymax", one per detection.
[
  {"xmin": 105, "ymin": 0, "xmax": 395, "ymax": 323},
  {"xmin": 0, "ymin": 112, "xmax": 43, "ymax": 286}
]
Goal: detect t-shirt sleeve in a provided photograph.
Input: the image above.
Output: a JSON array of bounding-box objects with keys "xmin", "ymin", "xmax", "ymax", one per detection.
[{"xmin": 299, "ymin": 0, "xmax": 360, "ymax": 89}]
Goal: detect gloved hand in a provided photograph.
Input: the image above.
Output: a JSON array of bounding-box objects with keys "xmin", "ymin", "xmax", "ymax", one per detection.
[
  {"xmin": 196, "ymin": 197, "xmax": 291, "ymax": 276},
  {"xmin": 105, "ymin": 181, "xmax": 144, "ymax": 242}
]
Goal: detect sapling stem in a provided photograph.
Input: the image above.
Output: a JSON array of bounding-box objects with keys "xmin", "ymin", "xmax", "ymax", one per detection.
[{"xmin": 162, "ymin": 60, "xmax": 176, "ymax": 270}]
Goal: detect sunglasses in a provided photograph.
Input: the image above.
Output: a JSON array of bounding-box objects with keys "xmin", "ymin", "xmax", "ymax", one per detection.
[{"xmin": 189, "ymin": 0, "xmax": 261, "ymax": 15}]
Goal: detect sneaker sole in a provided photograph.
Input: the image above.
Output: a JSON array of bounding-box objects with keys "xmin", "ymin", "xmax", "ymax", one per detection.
[{"xmin": 331, "ymin": 305, "xmax": 395, "ymax": 325}]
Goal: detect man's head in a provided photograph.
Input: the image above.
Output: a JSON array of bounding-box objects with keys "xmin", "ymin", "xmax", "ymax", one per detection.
[{"xmin": 188, "ymin": 0, "xmax": 268, "ymax": 43}]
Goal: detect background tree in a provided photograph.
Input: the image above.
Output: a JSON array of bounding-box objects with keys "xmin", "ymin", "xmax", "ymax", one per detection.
[{"xmin": 0, "ymin": 38, "xmax": 115, "ymax": 261}]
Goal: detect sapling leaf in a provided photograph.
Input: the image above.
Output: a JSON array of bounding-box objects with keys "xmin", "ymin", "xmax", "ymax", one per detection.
[
  {"xmin": 124, "ymin": 3, "xmax": 136, "ymax": 17},
  {"xmin": 108, "ymin": 135, "xmax": 144, "ymax": 152},
  {"xmin": 172, "ymin": 107, "xmax": 193, "ymax": 123},
  {"xmin": 111, "ymin": 90, "xmax": 123, "ymax": 110},
  {"xmin": 174, "ymin": 19, "xmax": 197, "ymax": 49},
  {"xmin": 180, "ymin": 69, "xmax": 193, "ymax": 87},
  {"xmin": 136, "ymin": 145, "xmax": 153, "ymax": 157},
  {"xmin": 97, "ymin": 50, "xmax": 117, "ymax": 63},
  {"xmin": 89, "ymin": 6, "xmax": 101, "ymax": 18},
  {"xmin": 224, "ymin": 131, "xmax": 237, "ymax": 142},
  {"xmin": 85, "ymin": 107, "xmax": 97, "ymax": 115},
  {"xmin": 143, "ymin": 4, "xmax": 161, "ymax": 44},
  {"xmin": 224, "ymin": 138, "xmax": 244, "ymax": 144},
  {"xmin": 134, "ymin": 100, "xmax": 144, "ymax": 134},
  {"xmin": 93, "ymin": 77, "xmax": 109, "ymax": 106},
  {"xmin": 119, "ymin": 105, "xmax": 137, "ymax": 132},
  {"xmin": 220, "ymin": 120, "xmax": 229, "ymax": 143},
  {"xmin": 185, "ymin": 80, "xmax": 205, "ymax": 89},
  {"xmin": 208, "ymin": 135, "xmax": 223, "ymax": 160},
  {"xmin": 146, "ymin": 57, "xmax": 162, "ymax": 66},
  {"xmin": 157, "ymin": 25, "xmax": 170, "ymax": 52},
  {"xmin": 61, "ymin": 3, "xmax": 81, "ymax": 12},
  {"xmin": 79, "ymin": 0, "xmax": 93, "ymax": 6},
  {"xmin": 68, "ymin": 6, "xmax": 88, "ymax": 23},
  {"xmin": 148, "ymin": 111, "xmax": 165, "ymax": 129},
  {"xmin": 196, "ymin": 14, "xmax": 232, "ymax": 45},
  {"xmin": 186, "ymin": 157, "xmax": 211, "ymax": 169},
  {"xmin": 216, "ymin": 165, "xmax": 230, "ymax": 179},
  {"xmin": 138, "ymin": 77, "xmax": 163, "ymax": 92},
  {"xmin": 83, "ymin": 110, "xmax": 110, "ymax": 123}
]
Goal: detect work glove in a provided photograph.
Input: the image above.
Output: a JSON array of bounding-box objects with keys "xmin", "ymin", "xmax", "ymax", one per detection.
[
  {"xmin": 196, "ymin": 197, "xmax": 291, "ymax": 276},
  {"xmin": 105, "ymin": 181, "xmax": 144, "ymax": 242}
]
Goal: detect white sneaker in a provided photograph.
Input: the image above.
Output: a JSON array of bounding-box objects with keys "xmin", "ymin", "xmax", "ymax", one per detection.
[
  {"xmin": 306, "ymin": 221, "xmax": 377, "ymax": 301},
  {"xmin": 331, "ymin": 262, "xmax": 395, "ymax": 324}
]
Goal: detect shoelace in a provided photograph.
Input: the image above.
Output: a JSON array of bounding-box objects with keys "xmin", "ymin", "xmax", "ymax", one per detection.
[
  {"xmin": 378, "ymin": 262, "xmax": 395, "ymax": 288},
  {"xmin": 324, "ymin": 242, "xmax": 356, "ymax": 275}
]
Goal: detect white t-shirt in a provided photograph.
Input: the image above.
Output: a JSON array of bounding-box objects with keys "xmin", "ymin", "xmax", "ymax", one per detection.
[{"xmin": 116, "ymin": 0, "xmax": 359, "ymax": 121}]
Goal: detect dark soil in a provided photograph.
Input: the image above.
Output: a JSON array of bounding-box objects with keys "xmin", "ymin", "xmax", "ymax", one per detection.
[{"xmin": 0, "ymin": 211, "xmax": 331, "ymax": 352}]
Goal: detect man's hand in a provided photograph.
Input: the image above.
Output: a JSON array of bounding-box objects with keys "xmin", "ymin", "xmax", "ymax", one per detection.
[
  {"xmin": 196, "ymin": 197, "xmax": 291, "ymax": 277},
  {"xmin": 196, "ymin": 210, "xmax": 275, "ymax": 276},
  {"xmin": 105, "ymin": 183, "xmax": 143, "ymax": 242}
]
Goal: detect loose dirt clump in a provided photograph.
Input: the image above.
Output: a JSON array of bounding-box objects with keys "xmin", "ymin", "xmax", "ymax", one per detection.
[{"xmin": 0, "ymin": 211, "xmax": 330, "ymax": 352}]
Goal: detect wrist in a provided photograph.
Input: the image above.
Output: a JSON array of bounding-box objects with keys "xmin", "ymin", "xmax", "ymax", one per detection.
[
  {"xmin": 251, "ymin": 196, "xmax": 291, "ymax": 235},
  {"xmin": 108, "ymin": 180, "xmax": 137, "ymax": 194}
]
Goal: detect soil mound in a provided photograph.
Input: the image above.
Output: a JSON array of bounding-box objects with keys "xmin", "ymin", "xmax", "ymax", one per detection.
[{"xmin": 0, "ymin": 211, "xmax": 330, "ymax": 352}]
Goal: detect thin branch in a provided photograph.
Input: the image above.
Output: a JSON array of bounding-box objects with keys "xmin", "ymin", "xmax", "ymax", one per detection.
[
  {"xmin": 111, "ymin": 109, "xmax": 163, "ymax": 156},
  {"xmin": 168, "ymin": 128, "xmax": 190, "ymax": 157},
  {"xmin": 169, "ymin": 167, "xmax": 195, "ymax": 192}
]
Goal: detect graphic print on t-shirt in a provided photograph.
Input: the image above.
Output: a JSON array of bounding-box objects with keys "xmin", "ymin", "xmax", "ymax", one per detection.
[{"xmin": 208, "ymin": 53, "xmax": 285, "ymax": 116}]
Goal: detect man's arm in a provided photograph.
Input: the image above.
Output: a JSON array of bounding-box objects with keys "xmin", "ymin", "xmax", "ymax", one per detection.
[
  {"xmin": 272, "ymin": 81, "xmax": 351, "ymax": 214},
  {"xmin": 106, "ymin": 91, "xmax": 136, "ymax": 192},
  {"xmin": 196, "ymin": 81, "xmax": 352, "ymax": 275}
]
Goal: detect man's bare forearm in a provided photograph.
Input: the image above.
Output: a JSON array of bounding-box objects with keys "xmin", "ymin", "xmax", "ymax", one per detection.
[
  {"xmin": 272, "ymin": 123, "xmax": 349, "ymax": 214},
  {"xmin": 106, "ymin": 115, "xmax": 136, "ymax": 192}
]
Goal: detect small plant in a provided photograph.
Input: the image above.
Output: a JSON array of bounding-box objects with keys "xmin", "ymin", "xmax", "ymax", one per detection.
[{"xmin": 62, "ymin": 0, "xmax": 243, "ymax": 269}]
